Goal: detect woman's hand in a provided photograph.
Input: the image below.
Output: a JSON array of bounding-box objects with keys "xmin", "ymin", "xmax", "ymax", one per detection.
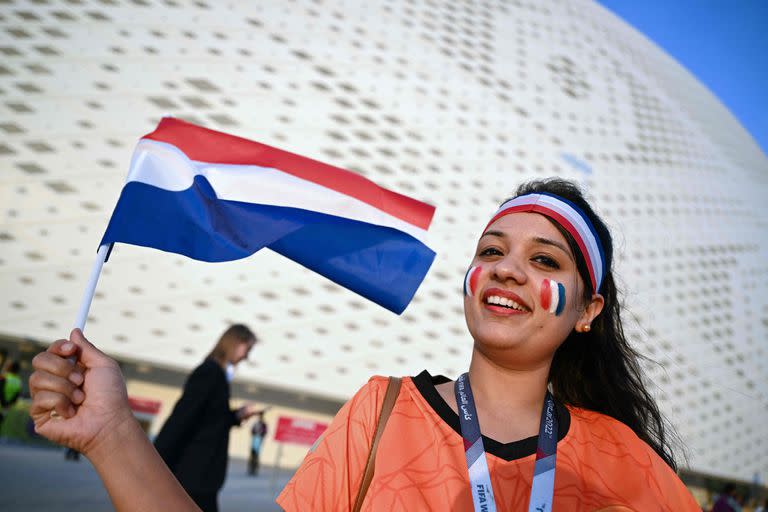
[
  {"xmin": 30, "ymin": 328, "xmax": 135, "ymax": 457},
  {"xmin": 236, "ymin": 403, "xmax": 263, "ymax": 422}
]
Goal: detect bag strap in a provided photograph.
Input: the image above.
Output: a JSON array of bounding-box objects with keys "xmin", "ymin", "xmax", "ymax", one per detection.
[{"xmin": 352, "ymin": 376, "xmax": 402, "ymax": 512}]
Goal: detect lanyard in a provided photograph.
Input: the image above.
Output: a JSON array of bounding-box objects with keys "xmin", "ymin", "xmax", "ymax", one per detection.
[{"xmin": 454, "ymin": 373, "xmax": 558, "ymax": 512}]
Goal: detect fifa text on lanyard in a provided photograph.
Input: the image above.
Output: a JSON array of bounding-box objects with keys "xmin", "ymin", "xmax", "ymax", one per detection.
[{"xmin": 454, "ymin": 373, "xmax": 558, "ymax": 512}]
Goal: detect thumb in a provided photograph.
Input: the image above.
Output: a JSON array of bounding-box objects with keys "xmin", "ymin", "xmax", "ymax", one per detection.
[{"xmin": 69, "ymin": 328, "xmax": 111, "ymax": 367}]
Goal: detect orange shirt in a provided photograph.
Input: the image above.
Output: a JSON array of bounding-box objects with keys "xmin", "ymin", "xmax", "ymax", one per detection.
[{"xmin": 277, "ymin": 371, "xmax": 699, "ymax": 511}]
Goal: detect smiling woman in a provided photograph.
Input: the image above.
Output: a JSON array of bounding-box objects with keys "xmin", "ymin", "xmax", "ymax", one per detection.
[
  {"xmin": 277, "ymin": 178, "xmax": 700, "ymax": 511},
  {"xmin": 462, "ymin": 211, "xmax": 601, "ymax": 372},
  {"xmin": 26, "ymin": 179, "xmax": 700, "ymax": 512}
]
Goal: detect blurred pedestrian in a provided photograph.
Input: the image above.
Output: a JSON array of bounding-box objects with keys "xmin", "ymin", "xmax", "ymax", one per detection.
[
  {"xmin": 64, "ymin": 447, "xmax": 81, "ymax": 461},
  {"xmin": 0, "ymin": 360, "xmax": 22, "ymax": 430},
  {"xmin": 248, "ymin": 411, "xmax": 268, "ymax": 476},
  {"xmin": 153, "ymin": 324, "xmax": 262, "ymax": 512},
  {"xmin": 711, "ymin": 483, "xmax": 741, "ymax": 512}
]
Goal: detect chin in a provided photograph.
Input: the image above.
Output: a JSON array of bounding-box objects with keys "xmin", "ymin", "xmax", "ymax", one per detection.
[{"xmin": 470, "ymin": 325, "xmax": 527, "ymax": 350}]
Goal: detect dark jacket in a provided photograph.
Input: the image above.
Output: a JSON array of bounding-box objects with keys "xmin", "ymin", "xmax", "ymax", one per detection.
[{"xmin": 154, "ymin": 358, "xmax": 240, "ymax": 494}]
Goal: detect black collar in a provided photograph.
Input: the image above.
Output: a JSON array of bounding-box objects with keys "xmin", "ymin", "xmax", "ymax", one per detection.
[{"xmin": 412, "ymin": 370, "xmax": 571, "ymax": 462}]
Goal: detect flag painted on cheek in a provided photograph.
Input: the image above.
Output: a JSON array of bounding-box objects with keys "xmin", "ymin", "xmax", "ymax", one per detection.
[
  {"xmin": 540, "ymin": 279, "xmax": 566, "ymax": 315},
  {"xmin": 463, "ymin": 266, "xmax": 482, "ymax": 297},
  {"xmin": 99, "ymin": 118, "xmax": 436, "ymax": 314}
]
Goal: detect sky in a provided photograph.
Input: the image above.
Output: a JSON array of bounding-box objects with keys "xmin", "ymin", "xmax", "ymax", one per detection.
[{"xmin": 597, "ymin": 0, "xmax": 768, "ymax": 158}]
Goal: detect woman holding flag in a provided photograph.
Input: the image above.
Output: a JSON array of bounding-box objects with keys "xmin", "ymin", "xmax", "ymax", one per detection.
[
  {"xmin": 28, "ymin": 178, "xmax": 698, "ymax": 510},
  {"xmin": 276, "ymin": 178, "xmax": 698, "ymax": 511}
]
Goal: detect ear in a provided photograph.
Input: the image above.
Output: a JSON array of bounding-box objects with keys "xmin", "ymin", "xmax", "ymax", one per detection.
[{"xmin": 576, "ymin": 293, "xmax": 604, "ymax": 333}]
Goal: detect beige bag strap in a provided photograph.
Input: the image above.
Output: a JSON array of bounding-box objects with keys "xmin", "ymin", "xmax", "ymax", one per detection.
[{"xmin": 352, "ymin": 376, "xmax": 402, "ymax": 512}]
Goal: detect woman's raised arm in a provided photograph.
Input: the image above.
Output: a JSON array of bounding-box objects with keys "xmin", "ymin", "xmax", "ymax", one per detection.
[{"xmin": 29, "ymin": 328, "xmax": 200, "ymax": 512}]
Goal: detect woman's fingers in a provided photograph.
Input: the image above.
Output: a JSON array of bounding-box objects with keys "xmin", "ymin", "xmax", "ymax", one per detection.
[
  {"xmin": 30, "ymin": 337, "xmax": 87, "ymax": 420},
  {"xmin": 29, "ymin": 370, "xmax": 85, "ymax": 405},
  {"xmin": 31, "ymin": 350, "xmax": 81, "ymax": 384},
  {"xmin": 68, "ymin": 328, "xmax": 114, "ymax": 368},
  {"xmin": 48, "ymin": 338, "xmax": 79, "ymax": 358},
  {"xmin": 30, "ymin": 390, "xmax": 76, "ymax": 419},
  {"xmin": 31, "ymin": 330, "xmax": 122, "ymax": 417}
]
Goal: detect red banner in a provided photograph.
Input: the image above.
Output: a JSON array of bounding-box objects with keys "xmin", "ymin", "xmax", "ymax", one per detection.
[
  {"xmin": 274, "ymin": 416, "xmax": 328, "ymax": 446},
  {"xmin": 128, "ymin": 396, "xmax": 162, "ymax": 415}
]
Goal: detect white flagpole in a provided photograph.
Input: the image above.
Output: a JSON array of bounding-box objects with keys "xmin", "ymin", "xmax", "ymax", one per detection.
[{"xmin": 74, "ymin": 244, "xmax": 111, "ymax": 332}]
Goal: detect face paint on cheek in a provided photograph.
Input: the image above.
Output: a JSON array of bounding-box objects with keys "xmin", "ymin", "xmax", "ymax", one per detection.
[
  {"xmin": 463, "ymin": 265, "xmax": 483, "ymax": 297},
  {"xmin": 540, "ymin": 279, "xmax": 566, "ymax": 316}
]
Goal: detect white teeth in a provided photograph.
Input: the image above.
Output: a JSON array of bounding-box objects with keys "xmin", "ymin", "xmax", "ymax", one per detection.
[{"xmin": 485, "ymin": 295, "xmax": 526, "ymax": 311}]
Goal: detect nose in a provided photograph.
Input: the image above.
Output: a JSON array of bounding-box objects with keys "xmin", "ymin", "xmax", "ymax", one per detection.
[{"xmin": 491, "ymin": 253, "xmax": 527, "ymax": 285}]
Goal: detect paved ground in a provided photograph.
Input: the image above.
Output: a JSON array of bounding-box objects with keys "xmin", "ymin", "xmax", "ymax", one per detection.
[{"xmin": 0, "ymin": 441, "xmax": 294, "ymax": 511}]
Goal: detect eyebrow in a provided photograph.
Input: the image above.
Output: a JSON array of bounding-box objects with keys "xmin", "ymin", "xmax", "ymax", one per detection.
[
  {"xmin": 479, "ymin": 231, "xmax": 574, "ymax": 261},
  {"xmin": 532, "ymin": 236, "xmax": 573, "ymax": 261},
  {"xmin": 479, "ymin": 230, "xmax": 505, "ymax": 240}
]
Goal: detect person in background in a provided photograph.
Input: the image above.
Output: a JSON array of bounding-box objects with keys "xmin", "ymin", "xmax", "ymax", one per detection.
[
  {"xmin": 711, "ymin": 483, "xmax": 741, "ymax": 512},
  {"xmin": 64, "ymin": 446, "xmax": 81, "ymax": 461},
  {"xmin": 153, "ymin": 324, "xmax": 262, "ymax": 512},
  {"xmin": 0, "ymin": 360, "xmax": 22, "ymax": 430},
  {"xmin": 248, "ymin": 410, "xmax": 268, "ymax": 476}
]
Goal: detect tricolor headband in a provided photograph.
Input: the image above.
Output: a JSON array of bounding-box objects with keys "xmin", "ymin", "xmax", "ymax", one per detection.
[{"xmin": 484, "ymin": 192, "xmax": 606, "ymax": 292}]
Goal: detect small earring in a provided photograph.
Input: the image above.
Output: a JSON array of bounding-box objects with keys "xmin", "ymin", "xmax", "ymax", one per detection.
[{"xmin": 582, "ymin": 324, "xmax": 591, "ymax": 332}]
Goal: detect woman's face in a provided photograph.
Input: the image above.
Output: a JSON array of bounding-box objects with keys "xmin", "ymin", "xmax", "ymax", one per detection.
[
  {"xmin": 230, "ymin": 339, "xmax": 255, "ymax": 365},
  {"xmin": 463, "ymin": 212, "xmax": 601, "ymax": 367}
]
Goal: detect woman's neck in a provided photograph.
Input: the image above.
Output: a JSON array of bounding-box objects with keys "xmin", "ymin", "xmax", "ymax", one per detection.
[
  {"xmin": 210, "ymin": 354, "xmax": 228, "ymax": 369},
  {"xmin": 450, "ymin": 347, "xmax": 552, "ymax": 442},
  {"xmin": 433, "ymin": 346, "xmax": 556, "ymax": 443},
  {"xmin": 467, "ymin": 347, "xmax": 551, "ymax": 413}
]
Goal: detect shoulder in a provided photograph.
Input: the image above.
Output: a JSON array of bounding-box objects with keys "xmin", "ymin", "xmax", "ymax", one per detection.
[
  {"xmin": 564, "ymin": 407, "xmax": 698, "ymax": 510},
  {"xmin": 309, "ymin": 375, "xmax": 410, "ymax": 452},
  {"xmin": 364, "ymin": 374, "xmax": 392, "ymax": 391},
  {"xmin": 343, "ymin": 375, "xmax": 402, "ymax": 420},
  {"xmin": 566, "ymin": 406, "xmax": 661, "ymax": 463},
  {"xmin": 191, "ymin": 358, "xmax": 220, "ymax": 377},
  {"xmin": 185, "ymin": 358, "xmax": 224, "ymax": 386},
  {"xmin": 568, "ymin": 407, "xmax": 642, "ymax": 441},
  {"xmin": 277, "ymin": 375, "xmax": 410, "ymax": 511}
]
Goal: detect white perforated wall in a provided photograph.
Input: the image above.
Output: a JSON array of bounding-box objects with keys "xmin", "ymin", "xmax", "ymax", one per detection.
[{"xmin": 1, "ymin": 0, "xmax": 766, "ymax": 480}]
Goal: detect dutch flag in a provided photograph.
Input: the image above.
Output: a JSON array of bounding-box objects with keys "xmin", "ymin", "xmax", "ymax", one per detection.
[{"xmin": 100, "ymin": 118, "xmax": 436, "ymax": 314}]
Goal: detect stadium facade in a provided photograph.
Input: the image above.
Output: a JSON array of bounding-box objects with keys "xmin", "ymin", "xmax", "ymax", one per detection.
[{"xmin": 1, "ymin": 0, "xmax": 766, "ymax": 489}]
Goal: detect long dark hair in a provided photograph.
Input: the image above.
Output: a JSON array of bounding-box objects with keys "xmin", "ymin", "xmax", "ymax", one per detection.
[{"xmin": 513, "ymin": 178, "xmax": 681, "ymax": 470}]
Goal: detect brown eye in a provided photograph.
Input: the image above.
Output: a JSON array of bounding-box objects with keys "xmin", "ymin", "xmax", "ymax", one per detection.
[
  {"xmin": 479, "ymin": 247, "xmax": 503, "ymax": 257},
  {"xmin": 533, "ymin": 255, "xmax": 560, "ymax": 269}
]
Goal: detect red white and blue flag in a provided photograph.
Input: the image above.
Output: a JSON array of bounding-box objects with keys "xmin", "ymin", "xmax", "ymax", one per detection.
[{"xmin": 100, "ymin": 118, "xmax": 436, "ymax": 314}]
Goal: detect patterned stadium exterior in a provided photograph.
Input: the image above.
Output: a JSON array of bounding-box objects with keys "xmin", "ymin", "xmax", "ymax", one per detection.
[{"xmin": 0, "ymin": 0, "xmax": 766, "ymax": 481}]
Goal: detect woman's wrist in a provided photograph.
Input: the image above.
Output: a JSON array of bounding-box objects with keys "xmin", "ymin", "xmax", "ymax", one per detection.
[
  {"xmin": 83, "ymin": 409, "xmax": 200, "ymax": 511},
  {"xmin": 85, "ymin": 411, "xmax": 144, "ymax": 468}
]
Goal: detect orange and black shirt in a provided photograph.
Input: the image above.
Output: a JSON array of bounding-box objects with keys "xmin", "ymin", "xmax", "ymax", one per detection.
[{"xmin": 277, "ymin": 371, "xmax": 699, "ymax": 511}]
